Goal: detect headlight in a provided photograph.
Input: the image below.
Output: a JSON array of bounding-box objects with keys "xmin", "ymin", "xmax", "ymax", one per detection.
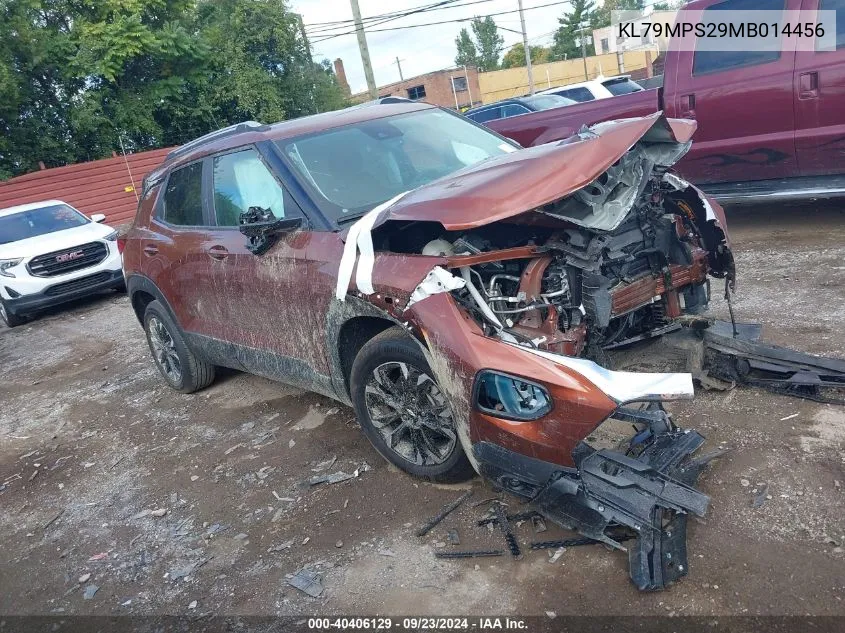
[
  {"xmin": 104, "ymin": 230, "xmax": 119, "ymax": 241},
  {"xmin": 0, "ymin": 258, "xmax": 23, "ymax": 278},
  {"xmin": 474, "ymin": 370, "xmax": 552, "ymax": 421}
]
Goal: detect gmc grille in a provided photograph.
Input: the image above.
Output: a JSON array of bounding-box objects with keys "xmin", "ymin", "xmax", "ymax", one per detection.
[
  {"xmin": 43, "ymin": 271, "xmax": 113, "ymax": 297},
  {"xmin": 27, "ymin": 242, "xmax": 108, "ymax": 277}
]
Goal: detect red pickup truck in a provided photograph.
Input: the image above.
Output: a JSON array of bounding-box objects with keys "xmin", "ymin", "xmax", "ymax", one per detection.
[{"xmin": 487, "ymin": 0, "xmax": 845, "ymax": 203}]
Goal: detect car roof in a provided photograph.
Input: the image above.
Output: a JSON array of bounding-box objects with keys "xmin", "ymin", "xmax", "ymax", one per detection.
[
  {"xmin": 0, "ymin": 200, "xmax": 72, "ymax": 217},
  {"xmin": 154, "ymin": 101, "xmax": 436, "ymax": 177}
]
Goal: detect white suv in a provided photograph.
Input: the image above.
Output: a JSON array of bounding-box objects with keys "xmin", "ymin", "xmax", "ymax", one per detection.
[{"xmin": 0, "ymin": 200, "xmax": 124, "ymax": 327}]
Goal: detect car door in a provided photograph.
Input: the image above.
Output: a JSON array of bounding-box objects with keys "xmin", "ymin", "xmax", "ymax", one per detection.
[
  {"xmin": 145, "ymin": 160, "xmax": 219, "ymax": 336},
  {"xmin": 793, "ymin": 0, "xmax": 845, "ymax": 176},
  {"xmin": 667, "ymin": 0, "xmax": 801, "ymax": 184},
  {"xmin": 203, "ymin": 145, "xmax": 328, "ymax": 384}
]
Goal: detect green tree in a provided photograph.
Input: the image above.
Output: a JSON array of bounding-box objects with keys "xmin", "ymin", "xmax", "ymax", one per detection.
[
  {"xmin": 592, "ymin": 0, "xmax": 645, "ymax": 29},
  {"xmin": 653, "ymin": 1, "xmax": 684, "ymax": 11},
  {"xmin": 0, "ymin": 0, "xmax": 346, "ymax": 180},
  {"xmin": 454, "ymin": 28, "xmax": 479, "ymax": 67},
  {"xmin": 500, "ymin": 43, "xmax": 552, "ymax": 69},
  {"xmin": 552, "ymin": 0, "xmax": 596, "ymax": 61},
  {"xmin": 471, "ymin": 16, "xmax": 503, "ymax": 71}
]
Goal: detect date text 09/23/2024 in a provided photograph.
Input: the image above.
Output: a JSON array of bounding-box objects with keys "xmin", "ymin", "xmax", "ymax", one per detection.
[{"xmin": 308, "ymin": 617, "xmax": 528, "ymax": 630}]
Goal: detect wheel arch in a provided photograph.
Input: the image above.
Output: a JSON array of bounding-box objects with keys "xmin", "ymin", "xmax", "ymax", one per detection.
[
  {"xmin": 325, "ymin": 296, "xmax": 426, "ymax": 401},
  {"xmin": 126, "ymin": 274, "xmax": 180, "ymax": 327}
]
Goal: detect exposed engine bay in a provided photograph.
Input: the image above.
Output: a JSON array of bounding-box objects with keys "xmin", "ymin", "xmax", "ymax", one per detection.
[{"xmin": 372, "ymin": 139, "xmax": 735, "ymax": 361}]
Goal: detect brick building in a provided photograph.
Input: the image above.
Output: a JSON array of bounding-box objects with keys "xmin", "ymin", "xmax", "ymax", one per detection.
[{"xmin": 349, "ymin": 65, "xmax": 482, "ymax": 110}]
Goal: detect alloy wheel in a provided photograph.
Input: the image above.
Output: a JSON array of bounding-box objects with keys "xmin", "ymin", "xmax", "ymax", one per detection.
[
  {"xmin": 147, "ymin": 316, "xmax": 182, "ymax": 383},
  {"xmin": 364, "ymin": 361, "xmax": 457, "ymax": 466}
]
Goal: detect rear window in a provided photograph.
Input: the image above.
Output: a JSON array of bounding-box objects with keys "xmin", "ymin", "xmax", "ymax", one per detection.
[
  {"xmin": 0, "ymin": 204, "xmax": 89, "ymax": 244},
  {"xmin": 554, "ymin": 86, "xmax": 595, "ymax": 102},
  {"xmin": 521, "ymin": 94, "xmax": 576, "ymax": 110},
  {"xmin": 692, "ymin": 0, "xmax": 783, "ymax": 75},
  {"xmin": 602, "ymin": 78, "xmax": 643, "ymax": 96},
  {"xmin": 162, "ymin": 162, "xmax": 204, "ymax": 226}
]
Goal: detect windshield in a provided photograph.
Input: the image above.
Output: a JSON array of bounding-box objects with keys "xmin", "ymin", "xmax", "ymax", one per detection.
[
  {"xmin": 522, "ymin": 94, "xmax": 576, "ymax": 110},
  {"xmin": 277, "ymin": 109, "xmax": 516, "ymax": 221},
  {"xmin": 602, "ymin": 78, "xmax": 643, "ymax": 96},
  {"xmin": 0, "ymin": 204, "xmax": 89, "ymax": 244}
]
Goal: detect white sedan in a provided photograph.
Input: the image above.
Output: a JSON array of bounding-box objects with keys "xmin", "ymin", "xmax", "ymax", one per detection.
[{"xmin": 0, "ymin": 200, "xmax": 124, "ymax": 327}]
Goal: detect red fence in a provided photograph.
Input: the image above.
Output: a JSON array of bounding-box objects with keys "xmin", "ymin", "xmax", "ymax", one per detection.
[{"xmin": 0, "ymin": 147, "xmax": 174, "ymax": 227}]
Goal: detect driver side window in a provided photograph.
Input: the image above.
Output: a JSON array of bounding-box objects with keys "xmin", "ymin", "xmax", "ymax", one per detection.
[{"xmin": 212, "ymin": 148, "xmax": 287, "ymax": 226}]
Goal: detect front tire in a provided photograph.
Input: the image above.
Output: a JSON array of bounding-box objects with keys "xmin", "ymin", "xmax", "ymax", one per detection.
[
  {"xmin": 0, "ymin": 298, "xmax": 25, "ymax": 328},
  {"xmin": 350, "ymin": 327, "xmax": 474, "ymax": 483},
  {"xmin": 143, "ymin": 300, "xmax": 214, "ymax": 393}
]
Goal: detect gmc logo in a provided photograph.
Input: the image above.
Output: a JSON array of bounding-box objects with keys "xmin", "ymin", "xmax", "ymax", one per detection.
[{"xmin": 56, "ymin": 250, "xmax": 84, "ymax": 263}]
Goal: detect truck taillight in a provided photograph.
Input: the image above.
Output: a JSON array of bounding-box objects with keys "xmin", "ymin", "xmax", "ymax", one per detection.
[{"xmin": 117, "ymin": 237, "xmax": 127, "ymax": 254}]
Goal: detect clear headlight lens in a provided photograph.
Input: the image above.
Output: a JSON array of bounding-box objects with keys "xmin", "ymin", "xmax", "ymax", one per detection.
[
  {"xmin": 474, "ymin": 370, "xmax": 552, "ymax": 421},
  {"xmin": 0, "ymin": 258, "xmax": 23, "ymax": 277},
  {"xmin": 104, "ymin": 230, "xmax": 119, "ymax": 241}
]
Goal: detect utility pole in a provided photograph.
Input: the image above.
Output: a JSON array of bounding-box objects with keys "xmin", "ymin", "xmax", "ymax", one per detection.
[
  {"xmin": 579, "ymin": 22, "xmax": 590, "ymax": 81},
  {"xmin": 350, "ymin": 0, "xmax": 377, "ymax": 99},
  {"xmin": 517, "ymin": 0, "xmax": 535, "ymax": 95},
  {"xmin": 394, "ymin": 56, "xmax": 405, "ymax": 81}
]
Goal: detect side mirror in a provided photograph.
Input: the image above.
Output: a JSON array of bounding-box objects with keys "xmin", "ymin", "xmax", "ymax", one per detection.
[
  {"xmin": 238, "ymin": 206, "xmax": 303, "ymax": 255},
  {"xmin": 91, "ymin": 213, "xmax": 106, "ymax": 223}
]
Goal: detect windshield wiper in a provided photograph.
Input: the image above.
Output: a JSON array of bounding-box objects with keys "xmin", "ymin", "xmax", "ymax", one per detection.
[{"xmin": 336, "ymin": 213, "xmax": 367, "ymax": 227}]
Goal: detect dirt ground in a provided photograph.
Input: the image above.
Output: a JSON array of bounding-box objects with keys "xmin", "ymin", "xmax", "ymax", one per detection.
[{"xmin": 0, "ymin": 204, "xmax": 843, "ymax": 618}]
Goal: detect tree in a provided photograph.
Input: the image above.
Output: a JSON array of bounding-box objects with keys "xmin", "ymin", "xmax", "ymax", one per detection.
[
  {"xmin": 552, "ymin": 0, "xmax": 596, "ymax": 61},
  {"xmin": 471, "ymin": 16, "xmax": 504, "ymax": 71},
  {"xmin": 454, "ymin": 16, "xmax": 502, "ymax": 71},
  {"xmin": 653, "ymin": 1, "xmax": 685, "ymax": 10},
  {"xmin": 592, "ymin": 0, "xmax": 645, "ymax": 29},
  {"xmin": 454, "ymin": 28, "xmax": 479, "ymax": 67},
  {"xmin": 500, "ymin": 43, "xmax": 552, "ymax": 69},
  {"xmin": 0, "ymin": 0, "xmax": 347, "ymax": 180}
]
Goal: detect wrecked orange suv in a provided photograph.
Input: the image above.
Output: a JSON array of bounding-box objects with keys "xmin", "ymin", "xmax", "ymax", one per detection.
[{"xmin": 123, "ymin": 102, "xmax": 734, "ymax": 591}]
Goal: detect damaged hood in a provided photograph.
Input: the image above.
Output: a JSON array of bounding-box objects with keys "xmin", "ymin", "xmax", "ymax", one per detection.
[{"xmin": 383, "ymin": 113, "xmax": 696, "ymax": 231}]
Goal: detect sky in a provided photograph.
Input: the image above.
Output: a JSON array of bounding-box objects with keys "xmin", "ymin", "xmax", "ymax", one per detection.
[{"xmin": 290, "ymin": 0, "xmax": 581, "ymax": 94}]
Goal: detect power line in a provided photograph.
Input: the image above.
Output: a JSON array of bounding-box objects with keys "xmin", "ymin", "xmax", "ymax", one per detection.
[
  {"xmin": 311, "ymin": 1, "xmax": 575, "ymax": 43},
  {"xmin": 304, "ymin": 0, "xmax": 465, "ymax": 30},
  {"xmin": 305, "ymin": 0, "xmax": 491, "ymax": 36}
]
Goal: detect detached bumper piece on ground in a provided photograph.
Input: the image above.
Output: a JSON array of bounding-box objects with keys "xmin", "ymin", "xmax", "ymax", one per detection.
[
  {"xmin": 698, "ymin": 320, "xmax": 845, "ymax": 405},
  {"xmin": 472, "ymin": 403, "xmax": 719, "ymax": 592}
]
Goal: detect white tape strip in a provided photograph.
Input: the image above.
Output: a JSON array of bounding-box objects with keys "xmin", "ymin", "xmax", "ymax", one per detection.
[{"xmin": 335, "ymin": 192, "xmax": 409, "ymax": 301}]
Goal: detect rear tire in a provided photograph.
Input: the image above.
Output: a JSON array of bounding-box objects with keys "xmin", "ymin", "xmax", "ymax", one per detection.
[
  {"xmin": 143, "ymin": 300, "xmax": 214, "ymax": 393},
  {"xmin": 0, "ymin": 298, "xmax": 25, "ymax": 328},
  {"xmin": 350, "ymin": 327, "xmax": 474, "ymax": 483}
]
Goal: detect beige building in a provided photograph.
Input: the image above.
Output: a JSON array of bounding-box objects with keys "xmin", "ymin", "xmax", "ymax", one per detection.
[{"xmin": 592, "ymin": 10, "xmax": 679, "ymax": 55}]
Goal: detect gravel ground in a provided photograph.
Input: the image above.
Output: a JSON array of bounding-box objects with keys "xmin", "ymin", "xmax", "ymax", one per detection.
[{"xmin": 0, "ymin": 203, "xmax": 843, "ymax": 618}]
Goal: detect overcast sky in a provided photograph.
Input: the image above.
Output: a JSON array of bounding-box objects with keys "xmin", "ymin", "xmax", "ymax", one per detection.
[{"xmin": 290, "ymin": 0, "xmax": 580, "ymax": 93}]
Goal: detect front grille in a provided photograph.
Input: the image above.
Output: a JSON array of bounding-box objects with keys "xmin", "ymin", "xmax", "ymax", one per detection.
[
  {"xmin": 43, "ymin": 271, "xmax": 113, "ymax": 297},
  {"xmin": 27, "ymin": 242, "xmax": 108, "ymax": 277}
]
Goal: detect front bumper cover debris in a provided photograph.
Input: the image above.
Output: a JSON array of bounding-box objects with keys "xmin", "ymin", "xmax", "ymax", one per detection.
[{"xmin": 475, "ymin": 424, "xmax": 721, "ymax": 591}]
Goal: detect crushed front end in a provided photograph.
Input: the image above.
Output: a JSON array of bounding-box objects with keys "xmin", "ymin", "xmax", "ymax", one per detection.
[{"xmin": 341, "ymin": 114, "xmax": 732, "ymax": 590}]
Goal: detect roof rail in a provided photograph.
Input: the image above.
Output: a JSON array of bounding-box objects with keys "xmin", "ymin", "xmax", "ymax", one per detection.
[{"xmin": 166, "ymin": 121, "xmax": 268, "ymax": 161}]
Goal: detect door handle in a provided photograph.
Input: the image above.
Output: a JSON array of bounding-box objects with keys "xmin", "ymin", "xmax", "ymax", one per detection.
[
  {"xmin": 680, "ymin": 93, "xmax": 696, "ymax": 119},
  {"xmin": 799, "ymin": 71, "xmax": 819, "ymax": 99},
  {"xmin": 143, "ymin": 244, "xmax": 158, "ymax": 256},
  {"xmin": 207, "ymin": 245, "xmax": 229, "ymax": 261}
]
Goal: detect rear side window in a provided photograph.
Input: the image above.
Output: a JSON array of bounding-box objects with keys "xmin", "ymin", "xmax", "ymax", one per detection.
[
  {"xmin": 212, "ymin": 149, "xmax": 287, "ymax": 226},
  {"xmin": 602, "ymin": 78, "xmax": 642, "ymax": 96},
  {"xmin": 162, "ymin": 163, "xmax": 204, "ymax": 226},
  {"xmin": 467, "ymin": 106, "xmax": 503, "ymax": 123},
  {"xmin": 501, "ymin": 103, "xmax": 531, "ymax": 117},
  {"xmin": 692, "ymin": 0, "xmax": 783, "ymax": 75},
  {"xmin": 556, "ymin": 87, "xmax": 595, "ymax": 102}
]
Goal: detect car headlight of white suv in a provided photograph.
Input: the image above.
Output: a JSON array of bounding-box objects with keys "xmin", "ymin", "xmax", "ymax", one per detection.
[
  {"xmin": 0, "ymin": 258, "xmax": 23, "ymax": 277},
  {"xmin": 104, "ymin": 230, "xmax": 119, "ymax": 241}
]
